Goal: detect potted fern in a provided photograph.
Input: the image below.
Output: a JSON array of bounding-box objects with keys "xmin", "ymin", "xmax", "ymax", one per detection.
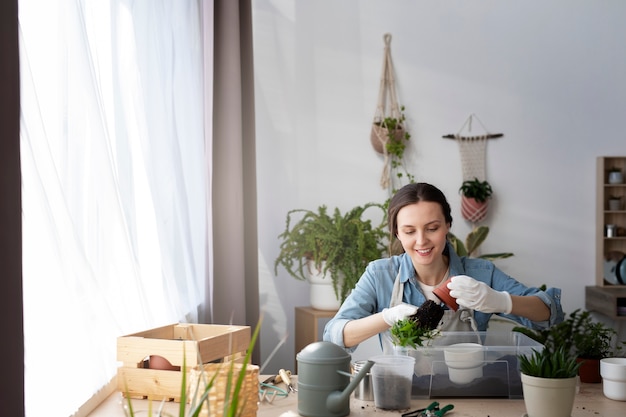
[
  {"xmin": 458, "ymin": 178, "xmax": 493, "ymax": 222},
  {"xmin": 518, "ymin": 345, "xmax": 581, "ymax": 417},
  {"xmin": 274, "ymin": 203, "xmax": 387, "ymax": 309}
]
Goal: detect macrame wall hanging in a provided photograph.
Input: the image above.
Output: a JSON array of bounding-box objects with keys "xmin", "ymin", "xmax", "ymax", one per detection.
[
  {"xmin": 370, "ymin": 33, "xmax": 411, "ymax": 192},
  {"xmin": 443, "ymin": 114, "xmax": 503, "ymax": 223}
]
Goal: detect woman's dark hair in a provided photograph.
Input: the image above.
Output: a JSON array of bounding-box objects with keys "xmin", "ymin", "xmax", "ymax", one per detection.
[{"xmin": 388, "ymin": 182, "xmax": 453, "ymax": 236}]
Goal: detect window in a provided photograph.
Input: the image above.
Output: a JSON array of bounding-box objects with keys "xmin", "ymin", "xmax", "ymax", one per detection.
[{"xmin": 19, "ymin": 1, "xmax": 208, "ymax": 415}]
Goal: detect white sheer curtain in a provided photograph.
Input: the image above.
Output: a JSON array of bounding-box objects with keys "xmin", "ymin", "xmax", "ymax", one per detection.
[{"xmin": 19, "ymin": 1, "xmax": 207, "ymax": 415}]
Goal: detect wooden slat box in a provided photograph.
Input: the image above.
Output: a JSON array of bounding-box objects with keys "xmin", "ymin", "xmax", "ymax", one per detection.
[{"xmin": 117, "ymin": 323, "xmax": 251, "ymax": 402}]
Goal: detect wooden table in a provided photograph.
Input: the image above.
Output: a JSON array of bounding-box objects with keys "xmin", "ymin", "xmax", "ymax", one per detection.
[{"xmin": 89, "ymin": 376, "xmax": 625, "ymax": 417}]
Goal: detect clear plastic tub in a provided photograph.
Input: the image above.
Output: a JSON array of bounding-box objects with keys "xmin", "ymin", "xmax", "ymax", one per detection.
[{"xmin": 387, "ymin": 331, "xmax": 544, "ymax": 399}]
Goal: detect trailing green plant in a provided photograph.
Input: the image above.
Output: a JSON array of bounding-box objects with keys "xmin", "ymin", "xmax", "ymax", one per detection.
[
  {"xmin": 376, "ymin": 105, "xmax": 415, "ymax": 192},
  {"xmin": 274, "ymin": 203, "xmax": 387, "ymax": 303},
  {"xmin": 518, "ymin": 345, "xmax": 582, "ymax": 379},
  {"xmin": 448, "ymin": 225, "xmax": 514, "ymax": 260},
  {"xmin": 459, "ymin": 178, "xmax": 493, "ymax": 203},
  {"xmin": 124, "ymin": 318, "xmax": 262, "ymax": 417}
]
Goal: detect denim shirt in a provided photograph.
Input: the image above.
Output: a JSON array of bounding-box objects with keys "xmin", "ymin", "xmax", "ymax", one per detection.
[{"xmin": 322, "ymin": 242, "xmax": 564, "ymax": 351}]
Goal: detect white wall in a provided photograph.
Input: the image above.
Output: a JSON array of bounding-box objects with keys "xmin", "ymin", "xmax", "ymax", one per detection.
[{"xmin": 252, "ymin": 0, "xmax": 626, "ymax": 373}]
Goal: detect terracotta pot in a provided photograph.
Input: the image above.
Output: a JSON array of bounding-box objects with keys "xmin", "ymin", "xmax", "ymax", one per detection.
[
  {"xmin": 578, "ymin": 357, "xmax": 602, "ymax": 383},
  {"xmin": 461, "ymin": 196, "xmax": 488, "ymax": 223},
  {"xmin": 149, "ymin": 355, "xmax": 180, "ymax": 371},
  {"xmin": 433, "ymin": 277, "xmax": 459, "ymax": 311},
  {"xmin": 370, "ymin": 123, "xmax": 405, "ymax": 154}
]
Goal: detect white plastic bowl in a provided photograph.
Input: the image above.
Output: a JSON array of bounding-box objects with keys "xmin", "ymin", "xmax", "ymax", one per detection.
[{"xmin": 600, "ymin": 357, "xmax": 626, "ymax": 401}]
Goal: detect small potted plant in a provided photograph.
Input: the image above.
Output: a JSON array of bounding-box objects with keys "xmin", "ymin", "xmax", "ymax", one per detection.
[
  {"xmin": 608, "ymin": 167, "xmax": 624, "ymax": 184},
  {"xmin": 458, "ymin": 178, "xmax": 493, "ymax": 222},
  {"xmin": 609, "ymin": 195, "xmax": 622, "ymax": 211},
  {"xmin": 274, "ymin": 203, "xmax": 387, "ymax": 309},
  {"xmin": 371, "ymin": 105, "xmax": 415, "ymax": 191},
  {"xmin": 513, "ymin": 309, "xmax": 622, "ymax": 383},
  {"xmin": 570, "ymin": 310, "xmax": 621, "ymax": 383},
  {"xmin": 518, "ymin": 345, "xmax": 581, "ymax": 417}
]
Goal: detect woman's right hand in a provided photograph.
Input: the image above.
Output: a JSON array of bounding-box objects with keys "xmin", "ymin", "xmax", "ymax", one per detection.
[{"xmin": 382, "ymin": 303, "xmax": 418, "ymax": 326}]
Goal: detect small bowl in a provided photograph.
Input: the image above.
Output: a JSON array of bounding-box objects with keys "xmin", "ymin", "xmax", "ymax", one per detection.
[
  {"xmin": 601, "ymin": 357, "xmax": 626, "ymax": 401},
  {"xmin": 433, "ymin": 277, "xmax": 459, "ymax": 311}
]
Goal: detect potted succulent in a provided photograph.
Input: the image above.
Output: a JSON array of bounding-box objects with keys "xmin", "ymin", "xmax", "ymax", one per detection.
[
  {"xmin": 458, "ymin": 178, "xmax": 493, "ymax": 222},
  {"xmin": 274, "ymin": 203, "xmax": 387, "ymax": 309},
  {"xmin": 518, "ymin": 345, "xmax": 581, "ymax": 417}
]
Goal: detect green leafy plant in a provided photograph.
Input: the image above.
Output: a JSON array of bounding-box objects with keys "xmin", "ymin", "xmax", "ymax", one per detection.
[
  {"xmin": 390, "ymin": 300, "xmax": 444, "ymax": 349},
  {"xmin": 458, "ymin": 178, "xmax": 493, "ymax": 203},
  {"xmin": 513, "ymin": 309, "xmax": 623, "ymax": 360},
  {"xmin": 518, "ymin": 345, "xmax": 582, "ymax": 378},
  {"xmin": 124, "ymin": 319, "xmax": 262, "ymax": 417},
  {"xmin": 274, "ymin": 203, "xmax": 387, "ymax": 303},
  {"xmin": 374, "ymin": 105, "xmax": 415, "ymax": 192},
  {"xmin": 448, "ymin": 225, "xmax": 514, "ymax": 260},
  {"xmin": 391, "ymin": 318, "xmax": 440, "ymax": 349}
]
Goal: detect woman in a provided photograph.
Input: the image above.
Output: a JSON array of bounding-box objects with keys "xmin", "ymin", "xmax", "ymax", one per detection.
[{"xmin": 323, "ymin": 182, "xmax": 563, "ymax": 352}]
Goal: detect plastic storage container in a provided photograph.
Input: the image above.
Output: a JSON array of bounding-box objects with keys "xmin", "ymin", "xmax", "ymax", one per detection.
[{"xmin": 392, "ymin": 331, "xmax": 544, "ymax": 399}]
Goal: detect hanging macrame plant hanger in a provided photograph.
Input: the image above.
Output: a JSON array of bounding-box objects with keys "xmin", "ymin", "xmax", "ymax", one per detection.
[
  {"xmin": 370, "ymin": 33, "xmax": 405, "ymax": 190},
  {"xmin": 443, "ymin": 114, "xmax": 503, "ymax": 223}
]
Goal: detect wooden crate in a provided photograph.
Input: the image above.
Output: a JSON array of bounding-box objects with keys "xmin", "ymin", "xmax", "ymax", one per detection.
[{"xmin": 117, "ymin": 323, "xmax": 251, "ymax": 402}]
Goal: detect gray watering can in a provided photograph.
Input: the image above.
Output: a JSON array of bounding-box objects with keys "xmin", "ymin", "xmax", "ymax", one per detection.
[{"xmin": 296, "ymin": 341, "xmax": 374, "ymax": 417}]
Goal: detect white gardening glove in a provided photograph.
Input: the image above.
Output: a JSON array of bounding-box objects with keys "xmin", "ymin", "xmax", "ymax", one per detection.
[
  {"xmin": 382, "ymin": 303, "xmax": 418, "ymax": 326},
  {"xmin": 447, "ymin": 275, "xmax": 512, "ymax": 314}
]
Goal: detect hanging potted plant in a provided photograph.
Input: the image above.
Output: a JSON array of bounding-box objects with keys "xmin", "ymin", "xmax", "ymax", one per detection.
[
  {"xmin": 274, "ymin": 203, "xmax": 387, "ymax": 310},
  {"xmin": 458, "ymin": 177, "xmax": 493, "ymax": 223}
]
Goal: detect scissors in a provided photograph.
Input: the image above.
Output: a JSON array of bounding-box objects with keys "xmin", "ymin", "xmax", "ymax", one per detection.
[{"xmin": 401, "ymin": 401, "xmax": 454, "ymax": 417}]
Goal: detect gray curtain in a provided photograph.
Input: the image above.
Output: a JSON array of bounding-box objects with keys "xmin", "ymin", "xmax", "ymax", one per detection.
[
  {"xmin": 0, "ymin": 0, "xmax": 24, "ymax": 414},
  {"xmin": 210, "ymin": 0, "xmax": 260, "ymax": 362}
]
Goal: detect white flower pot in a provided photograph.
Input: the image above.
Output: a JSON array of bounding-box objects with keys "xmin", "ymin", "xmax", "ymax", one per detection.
[
  {"xmin": 307, "ymin": 261, "xmax": 341, "ymax": 310},
  {"xmin": 444, "ymin": 343, "xmax": 484, "ymax": 384},
  {"xmin": 521, "ymin": 373, "xmax": 577, "ymax": 417},
  {"xmin": 601, "ymin": 357, "xmax": 626, "ymax": 401}
]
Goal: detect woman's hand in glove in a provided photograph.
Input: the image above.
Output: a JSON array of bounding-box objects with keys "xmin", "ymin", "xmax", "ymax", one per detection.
[
  {"xmin": 382, "ymin": 303, "xmax": 418, "ymax": 326},
  {"xmin": 447, "ymin": 275, "xmax": 512, "ymax": 314}
]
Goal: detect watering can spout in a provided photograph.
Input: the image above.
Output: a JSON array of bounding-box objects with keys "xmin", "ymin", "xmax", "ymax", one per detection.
[{"xmin": 326, "ymin": 359, "xmax": 375, "ymax": 413}]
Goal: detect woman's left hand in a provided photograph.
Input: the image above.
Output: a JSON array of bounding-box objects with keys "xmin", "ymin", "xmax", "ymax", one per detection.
[{"xmin": 447, "ymin": 275, "xmax": 512, "ymax": 314}]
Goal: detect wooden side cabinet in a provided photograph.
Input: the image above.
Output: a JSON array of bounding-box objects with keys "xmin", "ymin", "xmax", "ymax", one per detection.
[
  {"xmin": 585, "ymin": 286, "xmax": 626, "ymax": 320},
  {"xmin": 294, "ymin": 306, "xmax": 337, "ymax": 369}
]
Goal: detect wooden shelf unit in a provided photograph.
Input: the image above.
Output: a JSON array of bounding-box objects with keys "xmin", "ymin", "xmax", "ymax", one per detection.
[{"xmin": 595, "ymin": 156, "xmax": 626, "ymax": 287}]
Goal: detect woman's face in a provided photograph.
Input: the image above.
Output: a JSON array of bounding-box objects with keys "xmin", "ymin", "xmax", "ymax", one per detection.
[{"xmin": 396, "ymin": 201, "xmax": 450, "ymax": 269}]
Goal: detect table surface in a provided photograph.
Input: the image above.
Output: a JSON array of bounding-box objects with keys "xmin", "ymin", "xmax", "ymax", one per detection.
[{"xmin": 89, "ymin": 376, "xmax": 625, "ymax": 417}]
